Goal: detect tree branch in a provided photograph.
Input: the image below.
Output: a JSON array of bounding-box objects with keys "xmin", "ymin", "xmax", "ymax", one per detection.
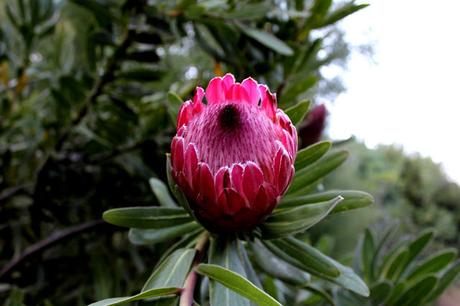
[
  {"xmin": 0, "ymin": 219, "xmax": 108, "ymax": 280},
  {"xmin": 180, "ymin": 232, "xmax": 210, "ymax": 306}
]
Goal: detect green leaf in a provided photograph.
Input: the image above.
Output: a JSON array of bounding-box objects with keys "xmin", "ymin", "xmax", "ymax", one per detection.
[
  {"xmin": 318, "ymin": 4, "xmax": 369, "ymax": 28},
  {"xmin": 263, "ymin": 238, "xmax": 340, "ymax": 278},
  {"xmin": 361, "ymin": 229, "xmax": 375, "ymax": 281},
  {"xmin": 196, "ymin": 264, "xmax": 282, "ymax": 306},
  {"xmin": 288, "ymin": 150, "xmax": 349, "ymax": 195},
  {"xmin": 406, "ymin": 229, "xmax": 434, "ymax": 265},
  {"xmin": 381, "ymin": 247, "xmax": 409, "ymax": 282},
  {"xmin": 331, "ymin": 261, "xmax": 370, "ymax": 297},
  {"xmin": 128, "ymin": 222, "xmax": 201, "ymax": 245},
  {"xmin": 251, "ymin": 240, "xmax": 310, "ymax": 285},
  {"xmin": 260, "ymin": 196, "xmax": 342, "ymax": 239},
  {"xmin": 103, "ymin": 207, "xmax": 192, "ymax": 229},
  {"xmin": 393, "ymin": 275, "xmax": 438, "ymax": 306},
  {"xmin": 237, "ymin": 241, "xmax": 263, "ymax": 289},
  {"xmin": 209, "ymin": 236, "xmax": 249, "ymax": 306},
  {"xmin": 149, "ymin": 178, "xmax": 177, "ymax": 208},
  {"xmin": 370, "ymin": 281, "xmax": 392, "ymax": 305},
  {"xmin": 88, "ymin": 287, "xmax": 180, "ymax": 306},
  {"xmin": 167, "ymin": 91, "xmax": 183, "ymax": 121},
  {"xmin": 279, "ymin": 190, "xmax": 374, "ymax": 214},
  {"xmin": 142, "ymin": 248, "xmax": 196, "ymax": 291},
  {"xmin": 264, "ymin": 238, "xmax": 368, "ymax": 296},
  {"xmin": 281, "ymin": 75, "xmax": 317, "ymax": 106},
  {"xmin": 371, "ymin": 224, "xmax": 400, "ymax": 278},
  {"xmin": 284, "ymin": 100, "xmax": 311, "ymax": 126},
  {"xmin": 426, "ymin": 260, "xmax": 460, "ymax": 302},
  {"xmin": 237, "ymin": 24, "xmax": 293, "ymax": 56},
  {"xmin": 294, "ymin": 141, "xmax": 331, "ymax": 171},
  {"xmin": 302, "ymin": 284, "xmax": 335, "ymax": 305},
  {"xmin": 406, "ymin": 249, "xmax": 457, "ymax": 281},
  {"xmin": 217, "ymin": 3, "xmax": 271, "ymax": 20}
]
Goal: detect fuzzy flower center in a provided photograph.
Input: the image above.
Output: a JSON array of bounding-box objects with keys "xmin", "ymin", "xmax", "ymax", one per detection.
[
  {"xmin": 185, "ymin": 102, "xmax": 278, "ymax": 172},
  {"xmin": 218, "ymin": 104, "xmax": 241, "ymax": 131}
]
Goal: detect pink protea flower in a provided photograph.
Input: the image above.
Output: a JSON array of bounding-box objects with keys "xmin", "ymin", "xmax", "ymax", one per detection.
[{"xmin": 170, "ymin": 73, "xmax": 297, "ymax": 232}]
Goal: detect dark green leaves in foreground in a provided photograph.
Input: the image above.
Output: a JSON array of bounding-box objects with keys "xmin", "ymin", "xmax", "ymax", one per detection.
[
  {"xmin": 88, "ymin": 287, "xmax": 180, "ymax": 306},
  {"xmin": 260, "ymin": 196, "xmax": 342, "ymax": 239},
  {"xmin": 279, "ymin": 190, "xmax": 374, "ymax": 214},
  {"xmin": 288, "ymin": 150, "xmax": 349, "ymax": 195},
  {"xmin": 236, "ymin": 22, "xmax": 294, "ymax": 56},
  {"xmin": 89, "ymin": 248, "xmax": 195, "ymax": 306},
  {"xmin": 197, "ymin": 264, "xmax": 282, "ymax": 306},
  {"xmin": 348, "ymin": 226, "xmax": 460, "ymax": 306},
  {"xmin": 285, "ymin": 100, "xmax": 311, "ymax": 126},
  {"xmin": 103, "ymin": 207, "xmax": 192, "ymax": 229},
  {"xmin": 263, "ymin": 238, "xmax": 369, "ymax": 296}
]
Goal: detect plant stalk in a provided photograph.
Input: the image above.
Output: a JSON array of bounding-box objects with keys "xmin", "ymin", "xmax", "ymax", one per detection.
[{"xmin": 179, "ymin": 231, "xmax": 210, "ymax": 306}]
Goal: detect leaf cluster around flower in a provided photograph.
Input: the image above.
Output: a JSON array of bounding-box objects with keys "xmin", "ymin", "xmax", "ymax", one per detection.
[{"xmin": 95, "ymin": 77, "xmax": 375, "ymax": 305}]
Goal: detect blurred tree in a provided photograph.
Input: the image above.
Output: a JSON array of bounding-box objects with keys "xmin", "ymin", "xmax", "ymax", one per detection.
[{"xmin": 322, "ymin": 140, "xmax": 460, "ymax": 255}]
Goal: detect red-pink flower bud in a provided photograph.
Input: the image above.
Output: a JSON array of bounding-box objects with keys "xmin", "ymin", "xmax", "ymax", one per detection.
[
  {"xmin": 299, "ymin": 104, "xmax": 327, "ymax": 148},
  {"xmin": 170, "ymin": 74, "xmax": 297, "ymax": 232}
]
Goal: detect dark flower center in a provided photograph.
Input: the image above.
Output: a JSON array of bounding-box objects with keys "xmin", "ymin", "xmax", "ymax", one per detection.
[{"xmin": 218, "ymin": 104, "xmax": 240, "ymax": 131}]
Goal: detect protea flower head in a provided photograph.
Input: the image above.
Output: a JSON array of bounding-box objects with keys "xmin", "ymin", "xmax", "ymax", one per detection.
[{"xmin": 170, "ymin": 73, "xmax": 297, "ymax": 232}]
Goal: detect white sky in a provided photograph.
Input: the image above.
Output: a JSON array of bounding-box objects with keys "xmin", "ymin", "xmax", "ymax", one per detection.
[{"xmin": 327, "ymin": 0, "xmax": 460, "ymax": 183}]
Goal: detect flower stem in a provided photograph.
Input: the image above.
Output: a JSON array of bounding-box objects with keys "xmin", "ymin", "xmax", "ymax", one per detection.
[{"xmin": 180, "ymin": 231, "xmax": 210, "ymax": 306}]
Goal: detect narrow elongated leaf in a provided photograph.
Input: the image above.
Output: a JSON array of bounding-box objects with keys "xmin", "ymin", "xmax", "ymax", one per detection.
[
  {"xmin": 142, "ymin": 248, "xmax": 196, "ymax": 291},
  {"xmin": 288, "ymin": 150, "xmax": 348, "ymax": 195},
  {"xmin": 129, "ymin": 222, "xmax": 201, "ymax": 245},
  {"xmin": 218, "ymin": 3, "xmax": 271, "ymax": 20},
  {"xmin": 386, "ymin": 282, "xmax": 405, "ymax": 305},
  {"xmin": 260, "ymin": 197, "xmax": 342, "ymax": 239},
  {"xmin": 196, "ymin": 264, "xmax": 282, "ymax": 306},
  {"xmin": 371, "ymin": 225, "xmax": 400, "ymax": 278},
  {"xmin": 426, "ymin": 260, "xmax": 460, "ymax": 302},
  {"xmin": 263, "ymin": 238, "xmax": 340, "ymax": 278},
  {"xmin": 149, "ymin": 178, "xmax": 177, "ymax": 208},
  {"xmin": 88, "ymin": 287, "xmax": 180, "ymax": 306},
  {"xmin": 284, "ymin": 100, "xmax": 311, "ymax": 126},
  {"xmin": 280, "ymin": 190, "xmax": 374, "ymax": 214},
  {"xmin": 251, "ymin": 240, "xmax": 310, "ymax": 285},
  {"xmin": 237, "ymin": 241, "xmax": 263, "ymax": 289},
  {"xmin": 264, "ymin": 238, "xmax": 368, "ymax": 296},
  {"xmin": 281, "ymin": 75, "xmax": 317, "ymax": 105},
  {"xmin": 294, "ymin": 141, "xmax": 331, "ymax": 170},
  {"xmin": 209, "ymin": 236, "xmax": 249, "ymax": 306},
  {"xmin": 167, "ymin": 91, "xmax": 183, "ymax": 120},
  {"xmin": 318, "ymin": 4, "xmax": 369, "ymax": 28},
  {"xmin": 370, "ymin": 281, "xmax": 392, "ymax": 305},
  {"xmin": 332, "ymin": 261, "xmax": 370, "ymax": 297},
  {"xmin": 303, "ymin": 285, "xmax": 335, "ymax": 305},
  {"xmin": 393, "ymin": 275, "xmax": 438, "ymax": 306},
  {"xmin": 361, "ymin": 229, "xmax": 375, "ymax": 280},
  {"xmin": 103, "ymin": 207, "xmax": 191, "ymax": 229},
  {"xmin": 381, "ymin": 247, "xmax": 409, "ymax": 281},
  {"xmin": 406, "ymin": 230, "xmax": 434, "ymax": 264},
  {"xmin": 237, "ymin": 24, "xmax": 293, "ymax": 56},
  {"xmin": 406, "ymin": 249, "xmax": 457, "ymax": 281}
]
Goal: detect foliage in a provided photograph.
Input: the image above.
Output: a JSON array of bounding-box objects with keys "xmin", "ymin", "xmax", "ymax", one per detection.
[
  {"xmin": 0, "ymin": 0, "xmax": 370, "ymax": 304},
  {"xmin": 96, "ymin": 141, "xmax": 373, "ymax": 305},
  {"xmin": 321, "ymin": 140, "xmax": 460, "ymax": 253},
  {"xmin": 336, "ymin": 226, "xmax": 460, "ymax": 306}
]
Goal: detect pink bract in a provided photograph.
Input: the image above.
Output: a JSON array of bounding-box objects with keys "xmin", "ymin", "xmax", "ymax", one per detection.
[{"xmin": 170, "ymin": 73, "xmax": 297, "ymax": 232}]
